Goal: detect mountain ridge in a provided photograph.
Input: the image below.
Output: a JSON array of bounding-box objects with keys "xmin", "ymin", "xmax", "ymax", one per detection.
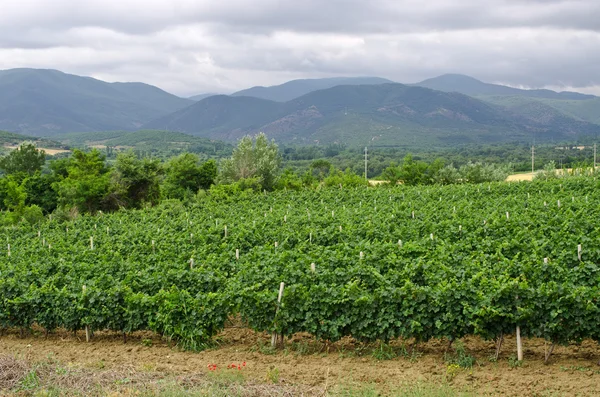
[
  {"xmin": 0, "ymin": 68, "xmax": 193, "ymax": 136},
  {"xmin": 144, "ymin": 82, "xmax": 600, "ymax": 147},
  {"xmin": 415, "ymin": 74, "xmax": 595, "ymax": 100}
]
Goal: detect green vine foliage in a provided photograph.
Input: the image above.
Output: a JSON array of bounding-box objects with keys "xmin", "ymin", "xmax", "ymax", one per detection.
[{"xmin": 1, "ymin": 177, "xmax": 599, "ymax": 351}]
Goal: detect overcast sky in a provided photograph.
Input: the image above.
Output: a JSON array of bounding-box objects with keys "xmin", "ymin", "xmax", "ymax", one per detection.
[{"xmin": 1, "ymin": 0, "xmax": 599, "ymax": 96}]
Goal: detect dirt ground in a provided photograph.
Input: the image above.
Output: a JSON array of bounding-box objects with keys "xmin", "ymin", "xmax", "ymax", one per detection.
[
  {"xmin": 505, "ymin": 172, "xmax": 535, "ymax": 182},
  {"xmin": 3, "ymin": 146, "xmax": 71, "ymax": 156},
  {"xmin": 1, "ymin": 327, "xmax": 599, "ymax": 396}
]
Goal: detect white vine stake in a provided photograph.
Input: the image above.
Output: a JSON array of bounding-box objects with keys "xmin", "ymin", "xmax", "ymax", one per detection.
[
  {"xmin": 412, "ymin": 211, "xmax": 415, "ymax": 219},
  {"xmin": 271, "ymin": 282, "xmax": 285, "ymax": 348},
  {"xmin": 332, "ymin": 210, "xmax": 334, "ymax": 218},
  {"xmin": 190, "ymin": 233, "xmax": 193, "ymax": 243},
  {"xmin": 578, "ymin": 244, "xmax": 582, "ymax": 261},
  {"xmin": 275, "ymin": 241, "xmax": 278, "ymax": 248},
  {"xmin": 430, "ymin": 233, "xmax": 434, "ymax": 240},
  {"xmin": 152, "ymin": 240, "xmax": 155, "ymax": 253},
  {"xmin": 459, "ymin": 225, "xmax": 462, "ymax": 232},
  {"xmin": 90, "ymin": 236, "xmax": 94, "ymax": 250},
  {"xmin": 38, "ymin": 230, "xmax": 41, "ymax": 238},
  {"xmin": 544, "ymin": 258, "xmax": 548, "ymax": 264},
  {"xmin": 506, "ymin": 212, "xmax": 510, "ymax": 220},
  {"xmin": 309, "ymin": 233, "xmax": 312, "ymax": 243},
  {"xmin": 339, "ymin": 225, "xmax": 342, "ymax": 232},
  {"xmin": 360, "ymin": 251, "xmax": 364, "ymax": 260},
  {"xmin": 398, "ymin": 239, "xmax": 402, "ymax": 248},
  {"xmin": 83, "ymin": 285, "xmax": 90, "ymax": 342},
  {"xmin": 557, "ymin": 200, "xmax": 561, "ymax": 208},
  {"xmin": 7, "ymin": 244, "xmax": 10, "ymax": 257},
  {"xmin": 189, "ymin": 258, "xmax": 194, "ymax": 269},
  {"xmin": 236, "ymin": 249, "xmax": 239, "ymax": 260},
  {"xmin": 224, "ymin": 225, "xmax": 227, "ymax": 238},
  {"xmin": 516, "ymin": 325, "xmax": 523, "ymax": 361},
  {"xmin": 310, "ymin": 263, "xmax": 316, "ymax": 272}
]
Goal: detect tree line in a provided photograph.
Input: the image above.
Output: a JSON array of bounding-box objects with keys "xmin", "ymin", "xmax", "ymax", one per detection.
[{"xmin": 0, "ymin": 133, "xmax": 522, "ymax": 224}]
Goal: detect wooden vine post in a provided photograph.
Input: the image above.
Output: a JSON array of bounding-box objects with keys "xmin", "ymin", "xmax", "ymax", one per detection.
[{"xmin": 271, "ymin": 282, "xmax": 285, "ymax": 348}]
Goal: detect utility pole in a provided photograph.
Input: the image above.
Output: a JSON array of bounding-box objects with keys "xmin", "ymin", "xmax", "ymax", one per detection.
[
  {"xmin": 364, "ymin": 146, "xmax": 368, "ymax": 180},
  {"xmin": 531, "ymin": 145, "xmax": 535, "ymax": 174}
]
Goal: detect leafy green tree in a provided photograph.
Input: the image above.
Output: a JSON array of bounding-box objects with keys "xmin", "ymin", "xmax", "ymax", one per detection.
[
  {"xmin": 275, "ymin": 168, "xmax": 303, "ymax": 190},
  {"xmin": 310, "ymin": 159, "xmax": 332, "ymax": 180},
  {"xmin": 0, "ymin": 143, "xmax": 46, "ymax": 175},
  {"xmin": 163, "ymin": 154, "xmax": 217, "ymax": 200},
  {"xmin": 3, "ymin": 179, "xmax": 26, "ymax": 213},
  {"xmin": 323, "ymin": 167, "xmax": 368, "ymax": 188},
  {"xmin": 434, "ymin": 164, "xmax": 461, "ymax": 185},
  {"xmin": 220, "ymin": 133, "xmax": 281, "ymax": 191},
  {"xmin": 22, "ymin": 172, "xmax": 59, "ymax": 214},
  {"xmin": 53, "ymin": 149, "xmax": 111, "ymax": 214},
  {"xmin": 399, "ymin": 154, "xmax": 429, "ymax": 186},
  {"xmin": 110, "ymin": 151, "xmax": 163, "ymax": 208},
  {"xmin": 198, "ymin": 159, "xmax": 218, "ymax": 190},
  {"xmin": 381, "ymin": 162, "xmax": 402, "ymax": 185}
]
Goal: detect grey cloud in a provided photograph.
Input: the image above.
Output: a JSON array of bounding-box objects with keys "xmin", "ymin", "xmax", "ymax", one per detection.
[{"xmin": 0, "ymin": 0, "xmax": 598, "ymax": 96}]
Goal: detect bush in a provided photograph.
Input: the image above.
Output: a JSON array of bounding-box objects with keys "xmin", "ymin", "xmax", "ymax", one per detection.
[
  {"xmin": 22, "ymin": 205, "xmax": 45, "ymax": 225},
  {"xmin": 323, "ymin": 168, "xmax": 368, "ymax": 188}
]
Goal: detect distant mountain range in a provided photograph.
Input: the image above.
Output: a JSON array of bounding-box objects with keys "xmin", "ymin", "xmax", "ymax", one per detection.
[
  {"xmin": 145, "ymin": 83, "xmax": 600, "ymax": 147},
  {"xmin": 189, "ymin": 93, "xmax": 219, "ymax": 101},
  {"xmin": 414, "ymin": 74, "xmax": 595, "ymax": 100},
  {"xmin": 0, "ymin": 68, "xmax": 599, "ymax": 148},
  {"xmin": 230, "ymin": 77, "xmax": 394, "ymax": 102},
  {"xmin": 0, "ymin": 68, "xmax": 193, "ymax": 135}
]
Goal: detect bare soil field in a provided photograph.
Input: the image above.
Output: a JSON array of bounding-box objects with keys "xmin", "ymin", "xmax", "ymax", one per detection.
[
  {"xmin": 3, "ymin": 146, "xmax": 70, "ymax": 156},
  {"xmin": 1, "ymin": 327, "xmax": 599, "ymax": 396}
]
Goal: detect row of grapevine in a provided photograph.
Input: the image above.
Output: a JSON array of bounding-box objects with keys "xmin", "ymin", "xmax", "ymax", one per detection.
[{"xmin": 0, "ymin": 177, "xmax": 599, "ymax": 357}]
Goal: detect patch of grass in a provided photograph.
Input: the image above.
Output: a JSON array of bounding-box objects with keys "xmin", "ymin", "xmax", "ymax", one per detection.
[
  {"xmin": 249, "ymin": 339, "xmax": 277, "ymax": 355},
  {"xmin": 290, "ymin": 340, "xmax": 312, "ymax": 356},
  {"xmin": 331, "ymin": 382, "xmax": 471, "ymax": 397},
  {"xmin": 265, "ymin": 366, "xmax": 280, "ymax": 384},
  {"xmin": 508, "ymin": 354, "xmax": 523, "ymax": 368},
  {"xmin": 371, "ymin": 342, "xmax": 397, "ymax": 361},
  {"xmin": 444, "ymin": 341, "xmax": 476, "ymax": 369},
  {"xmin": 18, "ymin": 369, "xmax": 40, "ymax": 391}
]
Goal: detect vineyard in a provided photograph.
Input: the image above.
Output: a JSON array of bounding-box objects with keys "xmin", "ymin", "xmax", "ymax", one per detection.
[{"xmin": 1, "ymin": 178, "xmax": 599, "ymax": 362}]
